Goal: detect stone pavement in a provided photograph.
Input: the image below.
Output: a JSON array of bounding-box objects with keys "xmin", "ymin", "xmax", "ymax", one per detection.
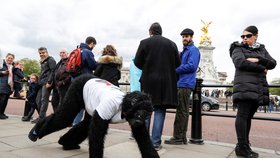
[{"xmin": 0, "ymin": 116, "xmax": 279, "ymax": 158}]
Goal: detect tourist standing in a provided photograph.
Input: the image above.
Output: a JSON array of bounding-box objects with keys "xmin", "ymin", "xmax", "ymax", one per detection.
[
  {"xmin": 33, "ymin": 47, "xmax": 56, "ymax": 123},
  {"xmin": 72, "ymin": 36, "xmax": 98, "ymax": 125},
  {"xmin": 134, "ymin": 22, "xmax": 181, "ymax": 150},
  {"xmin": 164, "ymin": 28, "xmax": 200, "ymax": 145},
  {"xmin": 94, "ymin": 45, "xmax": 122, "ymax": 87},
  {"xmin": 230, "ymin": 25, "xmax": 276, "ymax": 157},
  {"xmin": 0, "ymin": 53, "xmax": 15, "ymax": 119}
]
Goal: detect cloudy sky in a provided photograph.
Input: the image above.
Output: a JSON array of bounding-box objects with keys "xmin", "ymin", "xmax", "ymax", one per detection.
[{"xmin": 0, "ymin": 0, "xmax": 279, "ymax": 82}]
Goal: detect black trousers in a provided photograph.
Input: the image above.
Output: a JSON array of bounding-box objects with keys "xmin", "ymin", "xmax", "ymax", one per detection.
[
  {"xmin": 33, "ymin": 74, "xmax": 95, "ymax": 144},
  {"xmin": 0, "ymin": 94, "xmax": 10, "ymax": 115},
  {"xmin": 235, "ymin": 101, "xmax": 259, "ymax": 144}
]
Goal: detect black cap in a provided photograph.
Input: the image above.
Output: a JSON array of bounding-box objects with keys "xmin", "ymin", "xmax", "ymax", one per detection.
[
  {"xmin": 180, "ymin": 28, "xmax": 194, "ymax": 36},
  {"xmin": 244, "ymin": 25, "xmax": 258, "ymax": 35}
]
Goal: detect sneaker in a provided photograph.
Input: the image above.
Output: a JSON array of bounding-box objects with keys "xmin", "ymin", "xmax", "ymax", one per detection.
[
  {"xmin": 129, "ymin": 133, "xmax": 135, "ymax": 140},
  {"xmin": 154, "ymin": 145, "xmax": 162, "ymax": 151},
  {"xmin": 63, "ymin": 144, "xmax": 80, "ymax": 150},
  {"xmin": 164, "ymin": 137, "xmax": 187, "ymax": 145},
  {"xmin": 28, "ymin": 128, "xmax": 38, "ymax": 142}
]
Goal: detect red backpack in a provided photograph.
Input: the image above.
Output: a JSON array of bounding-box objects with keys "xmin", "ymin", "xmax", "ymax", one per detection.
[{"xmin": 66, "ymin": 48, "xmax": 82, "ymax": 77}]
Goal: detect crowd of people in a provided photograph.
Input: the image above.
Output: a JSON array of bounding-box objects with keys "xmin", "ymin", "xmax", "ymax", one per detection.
[{"xmin": 0, "ymin": 23, "xmax": 277, "ymax": 158}]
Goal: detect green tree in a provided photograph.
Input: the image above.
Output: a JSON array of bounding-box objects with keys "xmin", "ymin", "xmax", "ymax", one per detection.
[
  {"xmin": 21, "ymin": 58, "xmax": 40, "ymax": 77},
  {"xmin": 269, "ymin": 79, "xmax": 280, "ymax": 96}
]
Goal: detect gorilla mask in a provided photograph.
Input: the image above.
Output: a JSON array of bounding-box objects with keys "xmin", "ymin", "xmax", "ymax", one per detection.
[{"xmin": 121, "ymin": 91, "xmax": 153, "ymax": 127}]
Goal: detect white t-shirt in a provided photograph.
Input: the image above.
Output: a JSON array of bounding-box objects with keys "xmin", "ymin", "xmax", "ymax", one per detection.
[{"xmin": 83, "ymin": 78, "xmax": 126, "ymax": 123}]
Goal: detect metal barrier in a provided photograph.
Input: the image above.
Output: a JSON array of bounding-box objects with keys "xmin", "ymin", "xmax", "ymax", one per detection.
[
  {"xmin": 189, "ymin": 79, "xmax": 280, "ymax": 145},
  {"xmin": 10, "ymin": 80, "xmax": 280, "ymax": 146}
]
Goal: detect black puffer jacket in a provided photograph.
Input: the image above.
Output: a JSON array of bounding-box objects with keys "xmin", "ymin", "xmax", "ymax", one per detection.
[
  {"xmin": 230, "ymin": 42, "xmax": 277, "ymax": 106},
  {"xmin": 94, "ymin": 55, "xmax": 122, "ymax": 87}
]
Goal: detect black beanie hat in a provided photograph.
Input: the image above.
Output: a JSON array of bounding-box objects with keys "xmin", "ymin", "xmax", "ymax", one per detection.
[
  {"xmin": 244, "ymin": 25, "xmax": 258, "ymax": 35},
  {"xmin": 149, "ymin": 22, "xmax": 162, "ymax": 35},
  {"xmin": 180, "ymin": 28, "xmax": 194, "ymax": 36}
]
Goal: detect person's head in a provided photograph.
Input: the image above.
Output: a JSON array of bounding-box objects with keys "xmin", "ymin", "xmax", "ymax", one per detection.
[
  {"xmin": 5, "ymin": 53, "xmax": 15, "ymax": 64},
  {"xmin": 102, "ymin": 45, "xmax": 117, "ymax": 56},
  {"xmin": 14, "ymin": 61, "xmax": 24, "ymax": 69},
  {"xmin": 121, "ymin": 91, "xmax": 153, "ymax": 128},
  {"xmin": 180, "ymin": 28, "xmax": 194, "ymax": 46},
  {"xmin": 241, "ymin": 25, "xmax": 258, "ymax": 46},
  {"xmin": 149, "ymin": 22, "xmax": 162, "ymax": 36},
  {"xmin": 29, "ymin": 74, "xmax": 38, "ymax": 83},
  {"xmin": 85, "ymin": 36, "xmax": 97, "ymax": 49},
  {"xmin": 59, "ymin": 48, "xmax": 68, "ymax": 59},
  {"xmin": 38, "ymin": 47, "xmax": 49, "ymax": 60}
]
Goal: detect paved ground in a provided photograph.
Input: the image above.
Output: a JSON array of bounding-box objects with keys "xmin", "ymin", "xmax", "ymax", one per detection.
[{"xmin": 1, "ymin": 115, "xmax": 280, "ymax": 158}]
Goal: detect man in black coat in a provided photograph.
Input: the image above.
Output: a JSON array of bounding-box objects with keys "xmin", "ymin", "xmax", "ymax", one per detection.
[{"xmin": 134, "ymin": 22, "xmax": 181, "ymax": 150}]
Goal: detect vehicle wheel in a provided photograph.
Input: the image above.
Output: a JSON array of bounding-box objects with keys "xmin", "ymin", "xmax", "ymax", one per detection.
[{"xmin": 202, "ymin": 102, "xmax": 211, "ymax": 111}]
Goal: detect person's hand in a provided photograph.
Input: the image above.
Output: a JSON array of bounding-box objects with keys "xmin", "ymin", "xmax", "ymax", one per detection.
[
  {"xmin": 46, "ymin": 83, "xmax": 52, "ymax": 88},
  {"xmin": 1, "ymin": 70, "xmax": 9, "ymax": 75},
  {"xmin": 264, "ymin": 69, "xmax": 268, "ymax": 75},
  {"xmin": 246, "ymin": 58, "xmax": 259, "ymax": 63}
]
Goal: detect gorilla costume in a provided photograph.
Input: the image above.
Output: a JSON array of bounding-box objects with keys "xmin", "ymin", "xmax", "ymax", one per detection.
[{"xmin": 28, "ymin": 74, "xmax": 159, "ymax": 158}]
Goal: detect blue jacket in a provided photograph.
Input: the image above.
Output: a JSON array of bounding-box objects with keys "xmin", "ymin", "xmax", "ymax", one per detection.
[
  {"xmin": 26, "ymin": 81, "xmax": 39, "ymax": 103},
  {"xmin": 80, "ymin": 43, "xmax": 98, "ymax": 74},
  {"xmin": 176, "ymin": 43, "xmax": 200, "ymax": 89}
]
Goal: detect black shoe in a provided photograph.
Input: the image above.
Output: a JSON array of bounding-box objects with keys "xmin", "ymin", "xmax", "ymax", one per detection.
[
  {"xmin": 235, "ymin": 143, "xmax": 259, "ymax": 158},
  {"xmin": 3, "ymin": 114, "xmax": 8, "ymax": 119},
  {"xmin": 0, "ymin": 114, "xmax": 7, "ymax": 119},
  {"xmin": 31, "ymin": 118, "xmax": 39, "ymax": 124},
  {"xmin": 164, "ymin": 137, "xmax": 187, "ymax": 145},
  {"xmin": 22, "ymin": 116, "xmax": 31, "ymax": 122},
  {"xmin": 153, "ymin": 145, "xmax": 162, "ymax": 151},
  {"xmin": 28, "ymin": 128, "xmax": 38, "ymax": 142},
  {"xmin": 62, "ymin": 145, "xmax": 80, "ymax": 150}
]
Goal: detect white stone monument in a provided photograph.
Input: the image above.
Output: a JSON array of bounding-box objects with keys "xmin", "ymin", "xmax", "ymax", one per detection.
[{"xmin": 196, "ymin": 20, "xmax": 224, "ymax": 85}]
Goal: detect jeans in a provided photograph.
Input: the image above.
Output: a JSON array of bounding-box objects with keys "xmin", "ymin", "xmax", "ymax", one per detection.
[
  {"xmin": 36, "ymin": 85, "xmax": 52, "ymax": 119},
  {"xmin": 73, "ymin": 109, "xmax": 84, "ymax": 126},
  {"xmin": 146, "ymin": 107, "xmax": 166, "ymax": 147}
]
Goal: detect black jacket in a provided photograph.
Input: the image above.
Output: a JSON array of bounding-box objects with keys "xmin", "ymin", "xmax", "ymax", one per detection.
[
  {"xmin": 134, "ymin": 35, "xmax": 181, "ymax": 108},
  {"xmin": 230, "ymin": 42, "xmax": 277, "ymax": 105},
  {"xmin": 38, "ymin": 56, "xmax": 56, "ymax": 86},
  {"xmin": 13, "ymin": 67, "xmax": 24, "ymax": 83},
  {"xmin": 94, "ymin": 55, "xmax": 122, "ymax": 87}
]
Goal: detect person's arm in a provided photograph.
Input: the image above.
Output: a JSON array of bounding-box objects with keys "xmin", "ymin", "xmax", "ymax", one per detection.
[
  {"xmin": 83, "ymin": 51, "xmax": 98, "ymax": 71},
  {"xmin": 93, "ymin": 64, "xmax": 102, "ymax": 77},
  {"xmin": 46, "ymin": 57, "xmax": 56, "ymax": 88},
  {"xmin": 231, "ymin": 47, "xmax": 266, "ymax": 72},
  {"xmin": 134, "ymin": 41, "xmax": 145, "ymax": 70},
  {"xmin": 258, "ymin": 47, "xmax": 277, "ymax": 70},
  {"xmin": 89, "ymin": 110, "xmax": 110, "ymax": 158},
  {"xmin": 176, "ymin": 48, "xmax": 200, "ymax": 74}
]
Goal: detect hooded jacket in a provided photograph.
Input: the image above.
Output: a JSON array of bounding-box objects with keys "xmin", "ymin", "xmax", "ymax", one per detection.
[
  {"xmin": 94, "ymin": 55, "xmax": 122, "ymax": 87},
  {"xmin": 230, "ymin": 42, "xmax": 276, "ymax": 105},
  {"xmin": 80, "ymin": 43, "xmax": 98, "ymax": 74}
]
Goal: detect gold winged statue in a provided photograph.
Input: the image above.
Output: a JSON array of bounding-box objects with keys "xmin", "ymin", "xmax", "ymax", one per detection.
[{"xmin": 200, "ymin": 20, "xmax": 212, "ymax": 45}]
